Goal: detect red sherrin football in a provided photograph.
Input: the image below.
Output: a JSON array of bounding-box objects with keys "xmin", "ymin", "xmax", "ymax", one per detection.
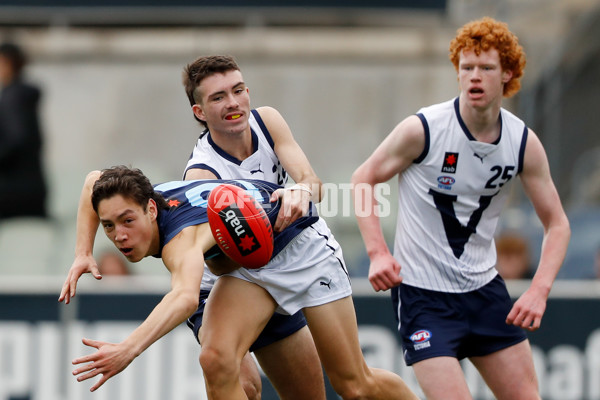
[{"xmin": 207, "ymin": 183, "xmax": 274, "ymax": 269}]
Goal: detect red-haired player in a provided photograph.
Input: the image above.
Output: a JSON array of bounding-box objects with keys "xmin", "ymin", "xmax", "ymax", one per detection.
[{"xmin": 353, "ymin": 17, "xmax": 570, "ymax": 399}]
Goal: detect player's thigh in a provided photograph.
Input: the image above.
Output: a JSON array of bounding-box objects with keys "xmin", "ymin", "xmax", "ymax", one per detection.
[
  {"xmin": 254, "ymin": 326, "xmax": 326, "ymax": 400},
  {"xmin": 470, "ymin": 339, "xmax": 539, "ymax": 400},
  {"xmin": 203, "ymin": 276, "xmax": 277, "ymax": 357},
  {"xmin": 302, "ymin": 296, "xmax": 369, "ymax": 380},
  {"xmin": 412, "ymin": 356, "xmax": 472, "ymax": 400}
]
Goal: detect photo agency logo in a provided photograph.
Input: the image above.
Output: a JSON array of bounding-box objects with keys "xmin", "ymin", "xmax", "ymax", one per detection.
[
  {"xmin": 205, "ymin": 181, "xmax": 394, "ymax": 220},
  {"xmin": 304, "ymin": 182, "xmax": 392, "ymax": 218}
]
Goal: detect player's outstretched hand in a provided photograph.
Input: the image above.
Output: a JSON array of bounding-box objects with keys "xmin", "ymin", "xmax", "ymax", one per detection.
[
  {"xmin": 59, "ymin": 255, "xmax": 102, "ymax": 304},
  {"xmin": 72, "ymin": 338, "xmax": 134, "ymax": 392},
  {"xmin": 368, "ymin": 252, "xmax": 403, "ymax": 292},
  {"xmin": 505, "ymin": 285, "xmax": 547, "ymax": 331},
  {"xmin": 270, "ymin": 184, "xmax": 311, "ymax": 232}
]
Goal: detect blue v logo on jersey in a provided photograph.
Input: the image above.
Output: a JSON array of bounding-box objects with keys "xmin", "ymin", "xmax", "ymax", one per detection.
[
  {"xmin": 428, "ymin": 188, "xmax": 498, "ymax": 259},
  {"xmin": 441, "ymin": 152, "xmax": 459, "ymax": 173}
]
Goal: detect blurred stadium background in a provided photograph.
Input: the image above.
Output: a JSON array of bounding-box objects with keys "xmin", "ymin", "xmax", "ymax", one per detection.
[{"xmin": 1, "ymin": 0, "xmax": 600, "ymax": 399}]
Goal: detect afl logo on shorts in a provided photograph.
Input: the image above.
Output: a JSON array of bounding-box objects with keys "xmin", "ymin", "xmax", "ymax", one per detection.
[
  {"xmin": 410, "ymin": 330, "xmax": 432, "ymax": 343},
  {"xmin": 410, "ymin": 329, "xmax": 432, "ymax": 351}
]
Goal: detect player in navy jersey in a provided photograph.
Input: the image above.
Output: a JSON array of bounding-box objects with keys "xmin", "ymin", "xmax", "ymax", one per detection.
[
  {"xmin": 59, "ymin": 166, "xmax": 418, "ymax": 399},
  {"xmin": 182, "ymin": 55, "xmax": 325, "ymax": 399},
  {"xmin": 352, "ymin": 17, "xmax": 570, "ymax": 399}
]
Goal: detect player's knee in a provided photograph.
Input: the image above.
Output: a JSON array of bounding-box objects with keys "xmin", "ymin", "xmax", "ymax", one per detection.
[
  {"xmin": 329, "ymin": 378, "xmax": 367, "ymax": 400},
  {"xmin": 199, "ymin": 346, "xmax": 239, "ymax": 383},
  {"xmin": 328, "ymin": 367, "xmax": 383, "ymax": 400},
  {"xmin": 336, "ymin": 386, "xmax": 366, "ymax": 400}
]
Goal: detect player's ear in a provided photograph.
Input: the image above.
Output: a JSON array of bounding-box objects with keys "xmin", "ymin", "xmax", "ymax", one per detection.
[
  {"xmin": 192, "ymin": 104, "xmax": 206, "ymax": 122},
  {"xmin": 501, "ymin": 69, "xmax": 513, "ymax": 83},
  {"xmin": 147, "ymin": 199, "xmax": 158, "ymax": 221}
]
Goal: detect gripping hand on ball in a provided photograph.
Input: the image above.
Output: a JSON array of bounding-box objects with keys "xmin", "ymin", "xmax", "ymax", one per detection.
[{"xmin": 270, "ymin": 183, "xmax": 312, "ymax": 232}]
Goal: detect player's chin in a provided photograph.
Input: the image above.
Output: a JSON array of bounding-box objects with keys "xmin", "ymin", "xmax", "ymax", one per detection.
[{"xmin": 122, "ymin": 250, "xmax": 142, "ymax": 263}]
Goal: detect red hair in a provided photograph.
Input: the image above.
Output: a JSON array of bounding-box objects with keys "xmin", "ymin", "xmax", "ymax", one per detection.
[{"xmin": 449, "ymin": 17, "xmax": 526, "ymax": 97}]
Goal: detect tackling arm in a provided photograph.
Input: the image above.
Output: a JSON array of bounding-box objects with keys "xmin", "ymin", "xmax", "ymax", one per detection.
[
  {"xmin": 59, "ymin": 170, "xmax": 103, "ymax": 304},
  {"xmin": 257, "ymin": 106, "xmax": 322, "ymax": 232}
]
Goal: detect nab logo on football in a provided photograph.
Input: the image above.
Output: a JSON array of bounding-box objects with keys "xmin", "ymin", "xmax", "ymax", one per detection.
[
  {"xmin": 221, "ymin": 205, "xmax": 260, "ymax": 255},
  {"xmin": 441, "ymin": 152, "xmax": 459, "ymax": 174}
]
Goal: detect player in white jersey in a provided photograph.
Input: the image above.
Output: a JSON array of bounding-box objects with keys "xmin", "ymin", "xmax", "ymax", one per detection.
[
  {"xmin": 181, "ymin": 55, "xmax": 325, "ymax": 399},
  {"xmin": 352, "ymin": 17, "xmax": 570, "ymax": 400}
]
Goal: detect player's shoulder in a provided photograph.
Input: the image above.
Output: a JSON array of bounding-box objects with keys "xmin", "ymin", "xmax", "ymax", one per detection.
[
  {"xmin": 254, "ymin": 105, "xmax": 278, "ymax": 117},
  {"xmin": 194, "ymin": 128, "xmax": 211, "ymax": 146},
  {"xmin": 499, "ymin": 106, "xmax": 526, "ymax": 127},
  {"xmin": 253, "ymin": 106, "xmax": 286, "ymax": 128}
]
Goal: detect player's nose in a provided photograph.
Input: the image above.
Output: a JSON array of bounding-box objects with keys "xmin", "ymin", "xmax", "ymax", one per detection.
[
  {"xmin": 225, "ymin": 93, "xmax": 239, "ymax": 108},
  {"xmin": 113, "ymin": 227, "xmax": 127, "ymax": 242},
  {"xmin": 471, "ymin": 67, "xmax": 482, "ymax": 80}
]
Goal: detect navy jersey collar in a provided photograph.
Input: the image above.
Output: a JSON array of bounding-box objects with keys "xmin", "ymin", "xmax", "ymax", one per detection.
[
  {"xmin": 206, "ymin": 128, "xmax": 259, "ymax": 166},
  {"xmin": 454, "ymin": 97, "xmax": 502, "ymax": 145}
]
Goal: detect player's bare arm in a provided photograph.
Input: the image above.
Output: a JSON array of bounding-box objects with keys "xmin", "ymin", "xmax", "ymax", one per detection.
[
  {"xmin": 59, "ymin": 170, "xmax": 103, "ymax": 304},
  {"xmin": 506, "ymin": 129, "xmax": 571, "ymax": 331},
  {"xmin": 257, "ymin": 107, "xmax": 322, "ymax": 230},
  {"xmin": 72, "ymin": 225, "xmax": 209, "ymax": 392},
  {"xmin": 352, "ymin": 115, "xmax": 425, "ymax": 291}
]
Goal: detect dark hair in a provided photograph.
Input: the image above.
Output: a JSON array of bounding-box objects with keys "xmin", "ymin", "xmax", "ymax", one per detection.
[
  {"xmin": 91, "ymin": 166, "xmax": 169, "ymax": 213},
  {"xmin": 0, "ymin": 42, "xmax": 27, "ymax": 74},
  {"xmin": 182, "ymin": 55, "xmax": 240, "ymax": 128}
]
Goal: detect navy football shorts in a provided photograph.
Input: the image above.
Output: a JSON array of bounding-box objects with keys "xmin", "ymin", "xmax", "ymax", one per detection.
[
  {"xmin": 391, "ymin": 274, "xmax": 527, "ymax": 366},
  {"xmin": 187, "ymin": 289, "xmax": 308, "ymax": 352}
]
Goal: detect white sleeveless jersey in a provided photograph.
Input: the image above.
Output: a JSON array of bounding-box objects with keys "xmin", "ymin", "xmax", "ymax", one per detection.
[
  {"xmin": 183, "ymin": 109, "xmax": 288, "ymax": 289},
  {"xmin": 393, "ymin": 97, "xmax": 528, "ymax": 293}
]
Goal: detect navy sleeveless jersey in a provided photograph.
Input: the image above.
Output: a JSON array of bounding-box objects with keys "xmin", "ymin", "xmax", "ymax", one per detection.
[{"xmin": 152, "ymin": 179, "xmax": 318, "ymax": 258}]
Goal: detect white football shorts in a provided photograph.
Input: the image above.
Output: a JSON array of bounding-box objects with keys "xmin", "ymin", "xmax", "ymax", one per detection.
[{"xmin": 223, "ymin": 217, "xmax": 352, "ymax": 315}]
